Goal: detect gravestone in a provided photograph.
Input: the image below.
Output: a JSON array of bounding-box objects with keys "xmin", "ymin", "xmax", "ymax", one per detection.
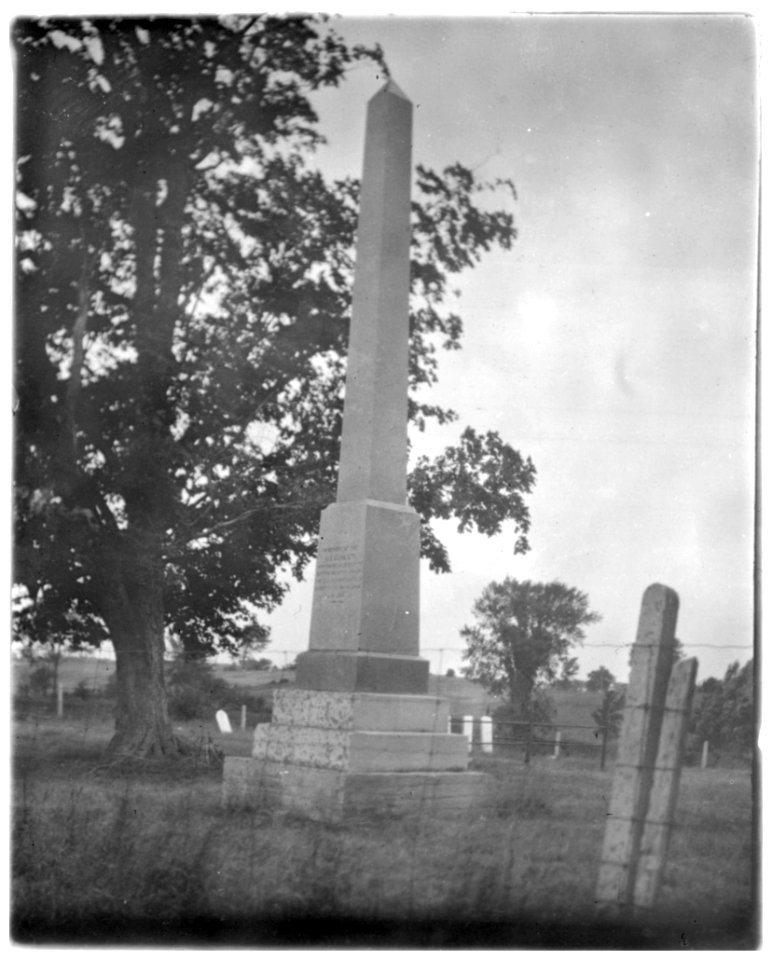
[
  {"xmin": 596, "ymin": 584, "xmax": 698, "ymax": 918},
  {"xmin": 216, "ymin": 709, "xmax": 232, "ymax": 734},
  {"xmin": 223, "ymin": 81, "xmax": 491, "ymax": 819}
]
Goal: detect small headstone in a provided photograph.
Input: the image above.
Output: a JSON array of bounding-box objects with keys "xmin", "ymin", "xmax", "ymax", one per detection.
[
  {"xmin": 463, "ymin": 714, "xmax": 474, "ymax": 752},
  {"xmin": 216, "ymin": 709, "xmax": 232, "ymax": 734},
  {"xmin": 481, "ymin": 715, "xmax": 493, "ymax": 754}
]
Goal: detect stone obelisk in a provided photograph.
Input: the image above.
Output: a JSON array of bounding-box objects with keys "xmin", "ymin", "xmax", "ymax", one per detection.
[
  {"xmin": 295, "ymin": 79, "xmax": 426, "ymax": 696},
  {"xmin": 223, "ymin": 81, "xmax": 490, "ymax": 820}
]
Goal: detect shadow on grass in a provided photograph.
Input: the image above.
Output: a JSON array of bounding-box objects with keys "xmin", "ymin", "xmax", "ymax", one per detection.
[{"xmin": 12, "ymin": 907, "xmax": 758, "ymax": 949}]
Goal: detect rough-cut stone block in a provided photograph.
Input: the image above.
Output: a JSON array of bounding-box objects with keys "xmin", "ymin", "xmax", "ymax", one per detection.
[
  {"xmin": 253, "ymin": 723, "xmax": 469, "ymax": 773},
  {"xmin": 271, "ymin": 688, "xmax": 449, "ymax": 733},
  {"xmin": 349, "ymin": 731, "xmax": 468, "ymax": 772},
  {"xmin": 222, "ymin": 757, "xmax": 493, "ymax": 821},
  {"xmin": 253, "ymin": 723, "xmax": 350, "ymax": 769}
]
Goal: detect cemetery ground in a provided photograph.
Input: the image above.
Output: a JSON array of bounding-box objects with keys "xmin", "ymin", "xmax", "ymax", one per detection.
[{"xmin": 12, "ymin": 663, "xmax": 756, "ymax": 948}]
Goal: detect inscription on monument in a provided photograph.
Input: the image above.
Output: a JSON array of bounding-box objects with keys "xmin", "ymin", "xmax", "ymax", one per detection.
[{"xmin": 315, "ymin": 545, "xmax": 363, "ymax": 603}]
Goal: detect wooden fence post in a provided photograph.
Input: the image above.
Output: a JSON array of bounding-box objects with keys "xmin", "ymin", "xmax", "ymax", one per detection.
[
  {"xmin": 595, "ymin": 583, "xmax": 679, "ymax": 920},
  {"xmin": 701, "ymin": 739, "xmax": 709, "ymax": 769},
  {"xmin": 600, "ymin": 724, "xmax": 609, "ymax": 770},
  {"xmin": 632, "ymin": 657, "xmax": 698, "ymax": 912}
]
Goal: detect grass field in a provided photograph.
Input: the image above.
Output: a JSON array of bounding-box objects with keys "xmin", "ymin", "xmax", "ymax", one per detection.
[{"xmin": 11, "ymin": 707, "xmax": 757, "ymax": 948}]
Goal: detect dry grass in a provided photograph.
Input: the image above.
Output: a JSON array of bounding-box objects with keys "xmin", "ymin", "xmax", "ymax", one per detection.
[{"xmin": 11, "ymin": 715, "xmax": 757, "ymax": 948}]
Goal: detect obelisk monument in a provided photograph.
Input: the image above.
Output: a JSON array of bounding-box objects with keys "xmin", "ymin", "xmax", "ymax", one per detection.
[
  {"xmin": 295, "ymin": 79, "xmax": 427, "ymax": 695},
  {"xmin": 223, "ymin": 81, "xmax": 490, "ymax": 819}
]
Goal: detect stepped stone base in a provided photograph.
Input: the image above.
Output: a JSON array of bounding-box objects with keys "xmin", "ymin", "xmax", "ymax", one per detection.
[
  {"xmin": 223, "ymin": 759, "xmax": 492, "ymax": 820},
  {"xmin": 222, "ymin": 688, "xmax": 493, "ymax": 820}
]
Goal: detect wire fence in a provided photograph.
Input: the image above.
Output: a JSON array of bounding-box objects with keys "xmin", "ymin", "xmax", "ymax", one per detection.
[{"xmin": 450, "ymin": 716, "xmax": 615, "ymax": 769}]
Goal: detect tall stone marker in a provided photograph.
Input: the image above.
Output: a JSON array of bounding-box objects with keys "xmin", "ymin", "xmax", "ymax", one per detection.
[
  {"xmin": 596, "ymin": 583, "xmax": 698, "ymax": 919},
  {"xmin": 296, "ymin": 81, "xmax": 422, "ymax": 695},
  {"xmin": 223, "ymin": 81, "xmax": 490, "ymax": 820}
]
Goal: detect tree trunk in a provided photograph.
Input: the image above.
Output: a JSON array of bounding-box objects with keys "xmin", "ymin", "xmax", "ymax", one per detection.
[
  {"xmin": 101, "ymin": 558, "xmax": 180, "ymax": 758},
  {"xmin": 98, "ymin": 161, "xmax": 191, "ymax": 760},
  {"xmin": 509, "ymin": 674, "xmax": 533, "ymax": 722}
]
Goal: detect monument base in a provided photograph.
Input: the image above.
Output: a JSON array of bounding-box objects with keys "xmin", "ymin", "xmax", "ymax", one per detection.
[
  {"xmin": 295, "ymin": 650, "xmax": 429, "ymax": 694},
  {"xmin": 223, "ymin": 759, "xmax": 492, "ymax": 820},
  {"xmin": 222, "ymin": 688, "xmax": 493, "ymax": 820}
]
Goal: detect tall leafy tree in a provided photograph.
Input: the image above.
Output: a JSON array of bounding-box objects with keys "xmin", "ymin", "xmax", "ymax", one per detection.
[
  {"xmin": 586, "ymin": 665, "xmax": 615, "ymax": 692},
  {"xmin": 691, "ymin": 660, "xmax": 754, "ymax": 758},
  {"xmin": 14, "ymin": 16, "xmax": 536, "ymax": 757},
  {"xmin": 556, "ymin": 655, "xmax": 580, "ymax": 689},
  {"xmin": 462, "ymin": 579, "xmax": 600, "ymax": 720},
  {"xmin": 592, "ymin": 687, "xmax": 625, "ymax": 738}
]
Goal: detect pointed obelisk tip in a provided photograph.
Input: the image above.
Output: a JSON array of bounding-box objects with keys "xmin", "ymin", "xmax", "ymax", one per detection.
[{"xmin": 374, "ymin": 77, "xmax": 411, "ymax": 102}]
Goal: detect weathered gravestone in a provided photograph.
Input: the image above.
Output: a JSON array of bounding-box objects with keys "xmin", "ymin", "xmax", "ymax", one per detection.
[
  {"xmin": 596, "ymin": 584, "xmax": 698, "ymax": 918},
  {"xmin": 216, "ymin": 709, "xmax": 232, "ymax": 734},
  {"xmin": 223, "ymin": 81, "xmax": 491, "ymax": 819}
]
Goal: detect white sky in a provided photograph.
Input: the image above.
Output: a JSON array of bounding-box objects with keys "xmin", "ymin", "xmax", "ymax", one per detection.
[
  {"xmin": 263, "ymin": 12, "xmax": 759, "ymax": 684},
  {"xmin": 4, "ymin": 6, "xmax": 762, "ymax": 687}
]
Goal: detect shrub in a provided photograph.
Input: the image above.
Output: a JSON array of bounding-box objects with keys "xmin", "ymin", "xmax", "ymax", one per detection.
[
  {"xmin": 242, "ymin": 657, "xmax": 273, "ymax": 672},
  {"xmin": 28, "ymin": 664, "xmax": 56, "ymax": 698},
  {"xmin": 72, "ymin": 679, "xmax": 94, "ymax": 701},
  {"xmin": 163, "ymin": 658, "xmax": 271, "ymax": 722},
  {"xmin": 13, "ymin": 684, "xmax": 33, "ymax": 719},
  {"xmin": 166, "ymin": 658, "xmax": 232, "ymax": 721}
]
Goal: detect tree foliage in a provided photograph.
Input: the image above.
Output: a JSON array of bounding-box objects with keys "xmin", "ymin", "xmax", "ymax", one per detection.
[
  {"xmin": 13, "ymin": 16, "xmax": 536, "ymax": 756},
  {"xmin": 691, "ymin": 659, "xmax": 754, "ymax": 758},
  {"xmin": 592, "ymin": 687, "xmax": 625, "ymax": 738},
  {"xmin": 556, "ymin": 655, "xmax": 580, "ymax": 689},
  {"xmin": 461, "ymin": 578, "xmax": 600, "ymax": 720},
  {"xmin": 586, "ymin": 665, "xmax": 615, "ymax": 692}
]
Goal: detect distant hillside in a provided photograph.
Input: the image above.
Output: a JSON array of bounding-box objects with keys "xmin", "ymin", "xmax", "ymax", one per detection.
[{"xmin": 12, "ymin": 656, "xmax": 115, "ymax": 693}]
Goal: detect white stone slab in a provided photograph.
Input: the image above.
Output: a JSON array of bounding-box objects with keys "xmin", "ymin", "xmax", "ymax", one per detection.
[{"xmin": 215, "ymin": 709, "xmax": 232, "ymax": 734}]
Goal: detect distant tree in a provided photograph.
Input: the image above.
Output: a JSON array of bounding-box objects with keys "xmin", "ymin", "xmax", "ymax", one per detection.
[
  {"xmin": 237, "ymin": 623, "xmax": 270, "ymax": 668},
  {"xmin": 445, "ymin": 668, "xmax": 456, "ymax": 678},
  {"xmin": 245, "ymin": 657, "xmax": 273, "ymax": 672},
  {"xmin": 556, "ymin": 655, "xmax": 580, "ymax": 689},
  {"xmin": 461, "ymin": 578, "xmax": 600, "ymax": 722},
  {"xmin": 586, "ymin": 665, "xmax": 615, "ymax": 693},
  {"xmin": 592, "ymin": 687, "xmax": 625, "ymax": 738},
  {"xmin": 14, "ymin": 591, "xmax": 109, "ymax": 700},
  {"xmin": 691, "ymin": 659, "xmax": 754, "ymax": 758}
]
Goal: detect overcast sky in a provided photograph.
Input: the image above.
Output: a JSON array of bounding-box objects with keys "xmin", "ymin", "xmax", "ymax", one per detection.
[
  {"xmin": 264, "ymin": 12, "xmax": 758, "ymax": 683},
  {"xmin": 6, "ymin": 8, "xmax": 760, "ymax": 684}
]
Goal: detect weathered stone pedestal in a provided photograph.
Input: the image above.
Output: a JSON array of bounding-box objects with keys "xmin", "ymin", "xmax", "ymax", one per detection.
[{"xmin": 223, "ymin": 689, "xmax": 492, "ymax": 819}]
